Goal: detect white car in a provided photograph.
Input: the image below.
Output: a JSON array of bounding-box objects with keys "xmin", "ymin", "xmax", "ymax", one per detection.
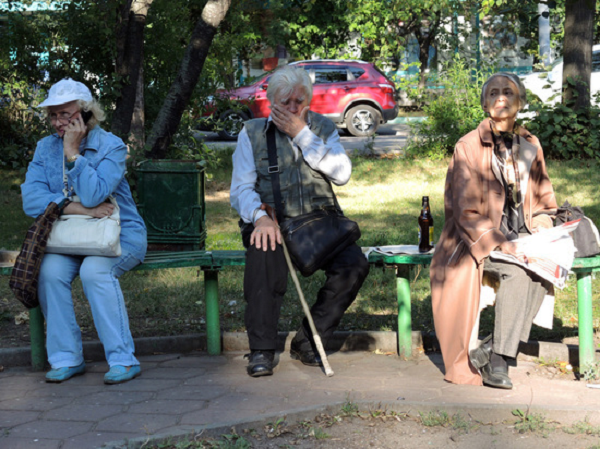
[{"xmin": 519, "ymin": 44, "xmax": 600, "ymax": 105}]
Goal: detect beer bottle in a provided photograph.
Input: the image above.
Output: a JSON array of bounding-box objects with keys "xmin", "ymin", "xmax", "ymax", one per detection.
[{"xmin": 418, "ymin": 196, "xmax": 434, "ymax": 252}]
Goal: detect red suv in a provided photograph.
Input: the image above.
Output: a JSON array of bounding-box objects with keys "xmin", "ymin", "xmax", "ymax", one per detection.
[{"xmin": 201, "ymin": 60, "xmax": 399, "ymax": 139}]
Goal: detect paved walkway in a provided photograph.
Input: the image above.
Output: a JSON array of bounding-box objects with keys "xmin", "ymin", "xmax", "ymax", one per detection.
[{"xmin": 2, "ymin": 347, "xmax": 599, "ymax": 448}]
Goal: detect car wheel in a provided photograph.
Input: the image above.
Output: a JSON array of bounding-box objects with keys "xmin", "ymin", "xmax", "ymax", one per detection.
[
  {"xmin": 217, "ymin": 109, "xmax": 249, "ymax": 140},
  {"xmin": 345, "ymin": 105, "xmax": 381, "ymax": 137}
]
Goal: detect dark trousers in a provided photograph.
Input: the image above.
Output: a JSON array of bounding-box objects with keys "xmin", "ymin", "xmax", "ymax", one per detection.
[
  {"xmin": 242, "ymin": 226, "xmax": 369, "ymax": 351},
  {"xmin": 483, "ymin": 258, "xmax": 550, "ymax": 358}
]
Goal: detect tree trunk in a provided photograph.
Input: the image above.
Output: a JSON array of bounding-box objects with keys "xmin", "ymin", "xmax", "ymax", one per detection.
[
  {"xmin": 129, "ymin": 61, "xmax": 145, "ymax": 151},
  {"xmin": 562, "ymin": 0, "xmax": 596, "ymax": 109},
  {"xmin": 111, "ymin": 0, "xmax": 154, "ymax": 139},
  {"xmin": 146, "ymin": 0, "xmax": 232, "ymax": 159},
  {"xmin": 414, "ymin": 17, "xmax": 440, "ymax": 89}
]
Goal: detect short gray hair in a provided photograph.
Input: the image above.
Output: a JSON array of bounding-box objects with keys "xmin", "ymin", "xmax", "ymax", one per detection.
[
  {"xmin": 266, "ymin": 66, "xmax": 313, "ymax": 105},
  {"xmin": 481, "ymin": 72, "xmax": 527, "ymax": 111}
]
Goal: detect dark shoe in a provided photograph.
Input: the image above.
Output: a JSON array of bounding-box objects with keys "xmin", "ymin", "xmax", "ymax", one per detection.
[
  {"xmin": 480, "ymin": 363, "xmax": 513, "ymax": 389},
  {"xmin": 290, "ymin": 341, "xmax": 322, "ymax": 367},
  {"xmin": 469, "ymin": 334, "xmax": 493, "ymax": 370},
  {"xmin": 245, "ymin": 351, "xmax": 274, "ymax": 377}
]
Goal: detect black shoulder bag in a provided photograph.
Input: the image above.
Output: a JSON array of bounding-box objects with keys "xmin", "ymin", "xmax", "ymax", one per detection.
[
  {"xmin": 266, "ymin": 125, "xmax": 361, "ymax": 277},
  {"xmin": 554, "ymin": 201, "xmax": 600, "ymax": 258}
]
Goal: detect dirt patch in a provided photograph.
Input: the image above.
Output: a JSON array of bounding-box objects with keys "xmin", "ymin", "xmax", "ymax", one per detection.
[{"xmin": 148, "ymin": 408, "xmax": 600, "ymax": 449}]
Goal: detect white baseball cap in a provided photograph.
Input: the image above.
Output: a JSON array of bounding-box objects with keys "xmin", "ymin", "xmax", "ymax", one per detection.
[{"xmin": 39, "ymin": 78, "xmax": 93, "ymax": 108}]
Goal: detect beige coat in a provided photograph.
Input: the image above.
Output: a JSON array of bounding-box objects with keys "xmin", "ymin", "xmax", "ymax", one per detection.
[{"xmin": 430, "ymin": 119, "xmax": 557, "ymax": 386}]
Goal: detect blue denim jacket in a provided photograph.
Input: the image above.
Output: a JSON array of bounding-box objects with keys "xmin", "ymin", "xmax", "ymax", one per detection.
[{"xmin": 21, "ymin": 126, "xmax": 147, "ymax": 262}]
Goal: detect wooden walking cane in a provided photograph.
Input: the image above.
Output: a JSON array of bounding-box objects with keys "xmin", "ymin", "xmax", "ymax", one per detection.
[{"xmin": 261, "ymin": 204, "xmax": 334, "ymax": 377}]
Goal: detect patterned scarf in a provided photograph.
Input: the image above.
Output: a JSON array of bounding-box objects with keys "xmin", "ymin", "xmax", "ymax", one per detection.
[
  {"xmin": 489, "ymin": 119, "xmax": 525, "ymax": 240},
  {"xmin": 9, "ymin": 202, "xmax": 63, "ymax": 309}
]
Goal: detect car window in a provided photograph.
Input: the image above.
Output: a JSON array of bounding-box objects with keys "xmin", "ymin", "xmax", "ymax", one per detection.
[
  {"xmin": 313, "ymin": 68, "xmax": 348, "ymax": 84},
  {"xmin": 593, "ymin": 51, "xmax": 600, "ymax": 72},
  {"xmin": 349, "ymin": 67, "xmax": 366, "ymax": 79}
]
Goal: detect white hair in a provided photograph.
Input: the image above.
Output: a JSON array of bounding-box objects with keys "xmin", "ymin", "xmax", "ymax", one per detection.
[
  {"xmin": 481, "ymin": 72, "xmax": 528, "ymax": 111},
  {"xmin": 266, "ymin": 66, "xmax": 313, "ymax": 105}
]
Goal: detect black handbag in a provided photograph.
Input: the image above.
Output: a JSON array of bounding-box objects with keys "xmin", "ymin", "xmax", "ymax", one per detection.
[
  {"xmin": 266, "ymin": 125, "xmax": 361, "ymax": 277},
  {"xmin": 554, "ymin": 201, "xmax": 600, "ymax": 258}
]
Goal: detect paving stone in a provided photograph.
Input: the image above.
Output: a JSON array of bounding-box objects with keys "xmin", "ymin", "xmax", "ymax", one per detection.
[
  {"xmin": 0, "ymin": 396, "xmax": 73, "ymax": 412},
  {"xmin": 0, "ymin": 410, "xmax": 39, "ymax": 427},
  {"xmin": 184, "ymin": 372, "xmax": 250, "ymax": 386},
  {"xmin": 0, "ymin": 374, "xmax": 45, "ymax": 390},
  {"xmin": 8, "ymin": 419, "xmax": 92, "ymax": 439},
  {"xmin": 157, "ymin": 354, "xmax": 228, "ymax": 369},
  {"xmin": 43, "ymin": 404, "xmax": 123, "ymax": 422},
  {"xmin": 127, "ymin": 399, "xmax": 207, "ymax": 415},
  {"xmin": 25, "ymin": 385, "xmax": 106, "ymax": 399},
  {"xmin": 142, "ymin": 367, "xmax": 206, "ymax": 379},
  {"xmin": 180, "ymin": 407, "xmax": 255, "ymax": 426},
  {"xmin": 104, "ymin": 377, "xmax": 181, "ymax": 392},
  {"xmin": 156, "ymin": 385, "xmax": 229, "ymax": 401},
  {"xmin": 95, "ymin": 412, "xmax": 178, "ymax": 434},
  {"xmin": 139, "ymin": 353, "xmax": 184, "ymax": 363},
  {"xmin": 0, "ymin": 388, "xmax": 27, "ymax": 401},
  {"xmin": 61, "ymin": 431, "xmax": 142, "ymax": 449},
  {"xmin": 72, "ymin": 390, "xmax": 153, "ymax": 405},
  {"xmin": 0, "ymin": 436, "xmax": 60, "ymax": 448}
]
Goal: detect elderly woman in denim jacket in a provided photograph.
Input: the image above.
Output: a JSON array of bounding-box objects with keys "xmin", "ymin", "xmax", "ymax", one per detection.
[{"xmin": 21, "ymin": 79, "xmax": 147, "ymax": 384}]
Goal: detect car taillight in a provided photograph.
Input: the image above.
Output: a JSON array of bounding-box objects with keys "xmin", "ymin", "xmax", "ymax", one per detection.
[{"xmin": 379, "ymin": 84, "xmax": 395, "ymax": 94}]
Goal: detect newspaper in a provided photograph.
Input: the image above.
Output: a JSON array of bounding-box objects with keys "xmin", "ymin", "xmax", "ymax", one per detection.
[
  {"xmin": 489, "ymin": 220, "xmax": 580, "ymax": 289},
  {"xmin": 362, "ymin": 245, "xmax": 435, "ymax": 259}
]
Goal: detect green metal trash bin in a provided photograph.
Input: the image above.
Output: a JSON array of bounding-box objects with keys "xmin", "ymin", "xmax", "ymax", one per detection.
[{"xmin": 136, "ymin": 160, "xmax": 206, "ymax": 251}]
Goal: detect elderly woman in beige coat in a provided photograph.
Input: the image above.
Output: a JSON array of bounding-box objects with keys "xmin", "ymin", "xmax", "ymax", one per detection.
[{"xmin": 430, "ymin": 73, "xmax": 557, "ymax": 388}]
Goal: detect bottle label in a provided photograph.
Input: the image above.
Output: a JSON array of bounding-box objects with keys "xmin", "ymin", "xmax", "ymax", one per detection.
[
  {"xmin": 429, "ymin": 227, "xmax": 434, "ymax": 245},
  {"xmin": 418, "ymin": 230, "xmax": 421, "ymax": 244}
]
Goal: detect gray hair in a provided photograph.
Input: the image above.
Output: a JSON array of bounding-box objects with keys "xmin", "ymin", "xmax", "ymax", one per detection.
[
  {"xmin": 481, "ymin": 72, "xmax": 527, "ymax": 111},
  {"xmin": 266, "ymin": 66, "xmax": 313, "ymax": 105}
]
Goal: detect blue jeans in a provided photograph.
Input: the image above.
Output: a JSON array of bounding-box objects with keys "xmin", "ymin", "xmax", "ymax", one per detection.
[{"xmin": 38, "ymin": 250, "xmax": 141, "ymax": 369}]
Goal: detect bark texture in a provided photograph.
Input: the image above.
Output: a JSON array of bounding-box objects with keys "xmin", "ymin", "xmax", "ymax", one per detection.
[
  {"xmin": 111, "ymin": 0, "xmax": 154, "ymax": 139},
  {"xmin": 146, "ymin": 0, "xmax": 232, "ymax": 159},
  {"xmin": 562, "ymin": 0, "xmax": 596, "ymax": 109}
]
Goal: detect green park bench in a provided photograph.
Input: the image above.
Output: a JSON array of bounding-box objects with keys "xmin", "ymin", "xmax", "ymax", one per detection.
[{"xmin": 1, "ymin": 250, "xmax": 599, "ymax": 374}]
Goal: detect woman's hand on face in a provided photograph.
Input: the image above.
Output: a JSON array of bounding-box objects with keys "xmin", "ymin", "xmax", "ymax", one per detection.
[
  {"xmin": 250, "ymin": 215, "xmax": 282, "ymax": 251},
  {"xmin": 63, "ymin": 114, "xmax": 87, "ymax": 158}
]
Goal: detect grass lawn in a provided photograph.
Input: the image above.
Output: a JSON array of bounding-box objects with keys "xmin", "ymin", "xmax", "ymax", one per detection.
[{"xmin": 0, "ymin": 151, "xmax": 599, "ymax": 348}]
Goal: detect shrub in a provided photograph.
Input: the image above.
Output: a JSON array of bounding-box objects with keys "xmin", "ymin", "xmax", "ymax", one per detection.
[
  {"xmin": 523, "ymin": 101, "xmax": 600, "ymax": 160},
  {"xmin": 0, "ymin": 71, "xmax": 48, "ymax": 170},
  {"xmin": 406, "ymin": 57, "xmax": 487, "ymax": 159}
]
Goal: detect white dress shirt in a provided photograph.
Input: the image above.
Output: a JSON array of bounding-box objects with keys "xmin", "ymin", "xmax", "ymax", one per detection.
[{"xmin": 230, "ymin": 117, "xmax": 351, "ymax": 224}]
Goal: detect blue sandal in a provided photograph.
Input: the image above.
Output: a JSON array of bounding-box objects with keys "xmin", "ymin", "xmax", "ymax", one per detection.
[
  {"xmin": 45, "ymin": 362, "xmax": 86, "ymax": 383},
  {"xmin": 104, "ymin": 365, "xmax": 141, "ymax": 384}
]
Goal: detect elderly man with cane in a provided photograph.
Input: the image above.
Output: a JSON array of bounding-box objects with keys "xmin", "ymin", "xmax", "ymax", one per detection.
[{"xmin": 230, "ymin": 66, "xmax": 369, "ymax": 377}]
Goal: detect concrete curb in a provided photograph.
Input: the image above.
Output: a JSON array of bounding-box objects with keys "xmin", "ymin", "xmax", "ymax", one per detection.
[{"xmin": 0, "ymin": 330, "xmax": 582, "ymax": 368}]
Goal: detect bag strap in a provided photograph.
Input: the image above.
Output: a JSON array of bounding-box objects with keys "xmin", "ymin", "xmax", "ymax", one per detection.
[
  {"xmin": 266, "ymin": 124, "xmax": 284, "ymax": 224},
  {"xmin": 266, "ymin": 123, "xmax": 343, "ymax": 223}
]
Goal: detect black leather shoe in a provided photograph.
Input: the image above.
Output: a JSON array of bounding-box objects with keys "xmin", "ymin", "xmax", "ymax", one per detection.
[
  {"xmin": 245, "ymin": 351, "xmax": 274, "ymax": 377},
  {"xmin": 469, "ymin": 334, "xmax": 493, "ymax": 370},
  {"xmin": 290, "ymin": 341, "xmax": 322, "ymax": 367},
  {"xmin": 480, "ymin": 363, "xmax": 513, "ymax": 389}
]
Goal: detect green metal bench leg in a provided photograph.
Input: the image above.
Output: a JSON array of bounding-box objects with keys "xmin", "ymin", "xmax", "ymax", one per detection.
[
  {"xmin": 396, "ymin": 266, "xmax": 412, "ymax": 358},
  {"xmin": 204, "ymin": 270, "xmax": 221, "ymax": 355},
  {"xmin": 29, "ymin": 306, "xmax": 46, "ymax": 371},
  {"xmin": 577, "ymin": 272, "xmax": 596, "ymax": 374}
]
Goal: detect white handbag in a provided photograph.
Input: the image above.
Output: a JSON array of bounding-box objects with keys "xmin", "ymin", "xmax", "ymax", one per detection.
[{"xmin": 46, "ymin": 156, "xmax": 122, "ymax": 257}]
